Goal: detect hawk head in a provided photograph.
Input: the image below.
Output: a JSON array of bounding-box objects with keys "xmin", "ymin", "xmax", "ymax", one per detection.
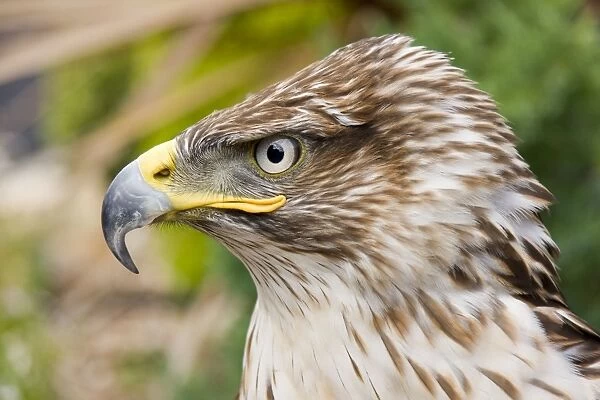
[{"xmin": 102, "ymin": 34, "xmax": 557, "ymax": 311}]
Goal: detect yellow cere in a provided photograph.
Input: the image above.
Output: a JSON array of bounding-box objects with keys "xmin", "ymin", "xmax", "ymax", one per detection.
[
  {"xmin": 137, "ymin": 139, "xmax": 178, "ymax": 190},
  {"xmin": 136, "ymin": 140, "xmax": 287, "ymax": 213}
]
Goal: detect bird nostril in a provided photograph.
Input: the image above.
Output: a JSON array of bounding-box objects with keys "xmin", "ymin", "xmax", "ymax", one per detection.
[{"xmin": 153, "ymin": 168, "xmax": 171, "ymax": 180}]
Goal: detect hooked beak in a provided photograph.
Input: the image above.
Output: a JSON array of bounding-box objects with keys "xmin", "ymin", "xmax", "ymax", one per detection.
[
  {"xmin": 101, "ymin": 139, "xmax": 286, "ymax": 274},
  {"xmin": 101, "ymin": 160, "xmax": 171, "ymax": 273}
]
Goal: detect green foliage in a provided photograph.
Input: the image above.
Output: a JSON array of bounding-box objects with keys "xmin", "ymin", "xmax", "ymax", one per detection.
[
  {"xmin": 43, "ymin": 47, "xmax": 135, "ymax": 143},
  {"xmin": 117, "ymin": 350, "xmax": 168, "ymax": 390},
  {"xmin": 0, "ymin": 238, "xmax": 57, "ymax": 400},
  {"xmin": 174, "ymin": 314, "xmax": 252, "ymax": 400}
]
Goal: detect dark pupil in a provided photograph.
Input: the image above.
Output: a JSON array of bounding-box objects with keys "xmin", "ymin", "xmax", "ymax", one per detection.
[{"xmin": 267, "ymin": 143, "xmax": 285, "ymax": 164}]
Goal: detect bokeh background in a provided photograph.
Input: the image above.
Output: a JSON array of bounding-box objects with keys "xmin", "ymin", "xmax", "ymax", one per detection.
[{"xmin": 0, "ymin": 0, "xmax": 599, "ymax": 399}]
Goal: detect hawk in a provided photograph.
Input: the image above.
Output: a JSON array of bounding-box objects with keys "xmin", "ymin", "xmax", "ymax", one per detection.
[{"xmin": 101, "ymin": 35, "xmax": 600, "ymax": 399}]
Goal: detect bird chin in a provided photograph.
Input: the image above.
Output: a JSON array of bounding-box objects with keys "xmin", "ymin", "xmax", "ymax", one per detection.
[
  {"xmin": 174, "ymin": 206, "xmax": 212, "ymax": 218},
  {"xmin": 175, "ymin": 208, "xmax": 230, "ymax": 229}
]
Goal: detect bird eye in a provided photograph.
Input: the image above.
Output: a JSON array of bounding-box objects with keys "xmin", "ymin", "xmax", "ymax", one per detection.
[{"xmin": 255, "ymin": 136, "xmax": 300, "ymax": 174}]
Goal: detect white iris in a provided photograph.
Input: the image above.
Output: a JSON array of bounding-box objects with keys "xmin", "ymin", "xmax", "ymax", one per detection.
[{"xmin": 255, "ymin": 136, "xmax": 300, "ymax": 174}]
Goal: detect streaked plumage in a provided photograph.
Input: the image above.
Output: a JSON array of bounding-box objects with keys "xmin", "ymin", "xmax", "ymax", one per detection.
[{"xmin": 102, "ymin": 34, "xmax": 600, "ymax": 399}]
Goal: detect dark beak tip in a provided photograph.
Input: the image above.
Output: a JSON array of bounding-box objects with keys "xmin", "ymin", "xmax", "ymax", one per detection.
[
  {"xmin": 103, "ymin": 231, "xmax": 141, "ymax": 274},
  {"xmin": 124, "ymin": 263, "xmax": 140, "ymax": 274},
  {"xmin": 117, "ymin": 247, "xmax": 140, "ymax": 274}
]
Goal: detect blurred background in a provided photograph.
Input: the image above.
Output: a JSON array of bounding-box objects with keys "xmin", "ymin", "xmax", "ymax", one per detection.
[{"xmin": 0, "ymin": 0, "xmax": 599, "ymax": 399}]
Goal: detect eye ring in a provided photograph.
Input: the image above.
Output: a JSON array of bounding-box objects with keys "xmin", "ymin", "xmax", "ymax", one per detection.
[{"xmin": 254, "ymin": 136, "xmax": 301, "ymax": 175}]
